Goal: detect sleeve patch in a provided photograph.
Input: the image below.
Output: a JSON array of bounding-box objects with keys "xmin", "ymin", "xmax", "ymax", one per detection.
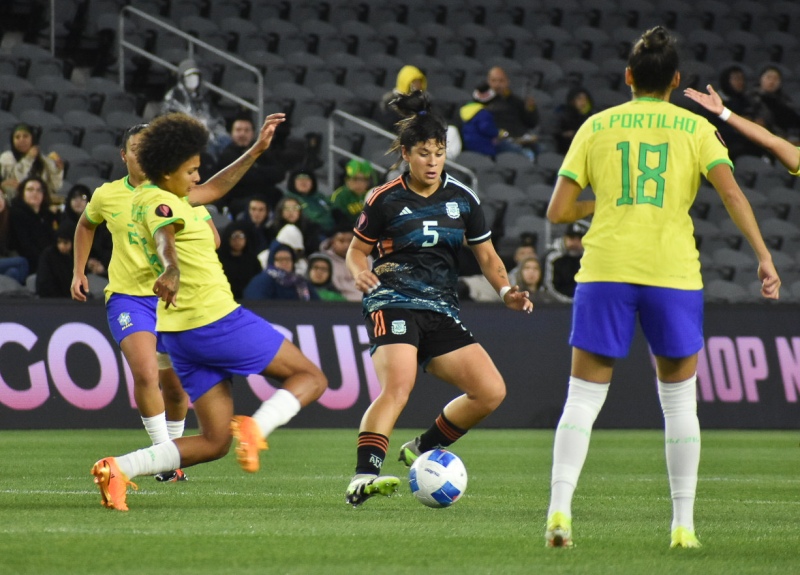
[
  {"xmin": 156, "ymin": 204, "xmax": 174, "ymax": 218},
  {"xmin": 356, "ymin": 212, "xmax": 368, "ymax": 232},
  {"xmin": 714, "ymin": 130, "xmax": 727, "ymax": 148}
]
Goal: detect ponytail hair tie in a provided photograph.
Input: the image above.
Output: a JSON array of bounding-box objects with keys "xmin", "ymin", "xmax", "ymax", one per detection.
[{"xmin": 418, "ymin": 110, "xmax": 427, "ymax": 116}]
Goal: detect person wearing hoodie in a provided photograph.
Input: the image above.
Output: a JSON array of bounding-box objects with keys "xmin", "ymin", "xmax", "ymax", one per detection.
[
  {"xmin": 0, "ymin": 122, "xmax": 64, "ymax": 199},
  {"xmin": 161, "ymin": 58, "xmax": 230, "ymax": 159},
  {"xmin": 460, "ymin": 83, "xmax": 535, "ymax": 160},
  {"xmin": 217, "ymin": 221, "xmax": 263, "ymax": 300},
  {"xmin": 283, "ymin": 169, "xmax": 336, "ymax": 236},
  {"xmin": 305, "ymin": 252, "xmax": 347, "ymax": 302},
  {"xmin": 59, "ymin": 183, "xmax": 111, "ymax": 275},
  {"xmin": 377, "ymin": 64, "xmax": 428, "ymax": 131},
  {"xmin": 242, "ymin": 241, "xmax": 318, "ymax": 301},
  {"xmin": 555, "ymin": 87, "xmax": 595, "ymax": 155}
]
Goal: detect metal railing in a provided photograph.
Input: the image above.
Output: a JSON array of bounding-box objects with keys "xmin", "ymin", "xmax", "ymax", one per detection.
[
  {"xmin": 328, "ymin": 110, "xmax": 478, "ymax": 190},
  {"xmin": 117, "ymin": 5, "xmax": 265, "ymax": 125}
]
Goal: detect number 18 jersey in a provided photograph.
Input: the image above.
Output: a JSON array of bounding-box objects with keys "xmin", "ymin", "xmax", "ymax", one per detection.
[
  {"xmin": 354, "ymin": 172, "xmax": 491, "ymax": 319},
  {"xmin": 559, "ymin": 97, "xmax": 732, "ymax": 289}
]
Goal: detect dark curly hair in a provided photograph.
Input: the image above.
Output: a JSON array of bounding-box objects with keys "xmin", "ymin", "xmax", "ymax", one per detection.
[
  {"xmin": 137, "ymin": 113, "xmax": 208, "ymax": 183},
  {"xmin": 387, "ymin": 90, "xmax": 447, "ymax": 169}
]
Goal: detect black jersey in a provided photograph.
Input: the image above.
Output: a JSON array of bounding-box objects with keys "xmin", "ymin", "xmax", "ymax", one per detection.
[{"xmin": 354, "ymin": 171, "xmax": 491, "ymax": 319}]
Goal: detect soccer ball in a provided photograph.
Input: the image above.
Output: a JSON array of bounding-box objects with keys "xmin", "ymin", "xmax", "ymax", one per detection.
[{"xmin": 409, "ymin": 449, "xmax": 468, "ymax": 508}]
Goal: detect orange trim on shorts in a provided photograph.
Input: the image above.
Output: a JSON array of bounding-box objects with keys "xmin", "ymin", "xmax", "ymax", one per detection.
[{"xmin": 371, "ymin": 310, "xmax": 385, "ymax": 337}]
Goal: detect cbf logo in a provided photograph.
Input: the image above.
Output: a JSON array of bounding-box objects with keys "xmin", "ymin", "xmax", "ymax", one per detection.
[
  {"xmin": 391, "ymin": 320, "xmax": 407, "ymax": 335},
  {"xmin": 445, "ymin": 201, "xmax": 460, "ymax": 219},
  {"xmin": 117, "ymin": 312, "xmax": 133, "ymax": 331}
]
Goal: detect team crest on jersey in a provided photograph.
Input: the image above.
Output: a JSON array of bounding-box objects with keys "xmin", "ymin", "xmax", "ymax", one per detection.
[
  {"xmin": 117, "ymin": 312, "xmax": 133, "ymax": 331},
  {"xmin": 391, "ymin": 320, "xmax": 407, "ymax": 335},
  {"xmin": 445, "ymin": 201, "xmax": 460, "ymax": 219},
  {"xmin": 156, "ymin": 204, "xmax": 173, "ymax": 218}
]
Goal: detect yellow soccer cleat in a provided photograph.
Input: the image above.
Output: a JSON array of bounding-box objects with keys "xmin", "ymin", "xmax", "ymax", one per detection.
[
  {"xmin": 670, "ymin": 526, "xmax": 702, "ymax": 549},
  {"xmin": 545, "ymin": 512, "xmax": 574, "ymax": 548}
]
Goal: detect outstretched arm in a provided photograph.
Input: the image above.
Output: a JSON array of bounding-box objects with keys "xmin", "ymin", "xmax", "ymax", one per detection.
[
  {"xmin": 684, "ymin": 84, "xmax": 800, "ymax": 172},
  {"xmin": 187, "ymin": 112, "xmax": 286, "ymax": 206},
  {"xmin": 547, "ymin": 176, "xmax": 595, "ymax": 224}
]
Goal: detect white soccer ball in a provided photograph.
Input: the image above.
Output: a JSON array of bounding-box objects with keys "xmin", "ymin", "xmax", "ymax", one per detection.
[{"xmin": 409, "ymin": 449, "xmax": 468, "ymax": 508}]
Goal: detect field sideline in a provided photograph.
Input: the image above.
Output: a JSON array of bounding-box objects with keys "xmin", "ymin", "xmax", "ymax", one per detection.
[{"xmin": 0, "ymin": 428, "xmax": 797, "ymax": 575}]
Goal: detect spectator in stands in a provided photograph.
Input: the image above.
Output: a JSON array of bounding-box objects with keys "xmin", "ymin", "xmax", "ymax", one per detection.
[
  {"xmin": 274, "ymin": 223, "xmax": 309, "ymax": 276},
  {"xmin": 748, "ymin": 65, "xmax": 800, "ymax": 143},
  {"xmin": 507, "ymin": 242, "xmax": 538, "ymax": 286},
  {"xmin": 0, "ymin": 191, "xmax": 28, "ymax": 285},
  {"xmin": 1, "ymin": 123, "xmax": 64, "ymax": 200},
  {"xmin": 543, "ymin": 220, "xmax": 589, "ymax": 303},
  {"xmin": 484, "ymin": 67, "xmax": 539, "ymax": 157},
  {"xmin": 282, "ymin": 171, "xmax": 332, "ymax": 241},
  {"xmin": 555, "ymin": 87, "xmax": 595, "ymax": 155},
  {"xmin": 242, "ymin": 241, "xmax": 318, "ymax": 301},
  {"xmin": 306, "ymin": 252, "xmax": 347, "ymax": 301},
  {"xmin": 459, "ymin": 83, "xmax": 535, "ymax": 161},
  {"xmin": 9, "ymin": 176, "xmax": 57, "ymax": 275},
  {"xmin": 235, "ymin": 194, "xmax": 276, "ymax": 256},
  {"xmin": 377, "ymin": 65, "xmax": 428, "ymax": 131},
  {"xmin": 161, "ymin": 59, "xmax": 230, "ymax": 160},
  {"xmin": 515, "ymin": 256, "xmax": 555, "ymax": 304},
  {"xmin": 320, "ymin": 223, "xmax": 365, "ymax": 302},
  {"xmin": 217, "ymin": 221, "xmax": 262, "ymax": 300},
  {"xmin": 213, "ymin": 115, "xmax": 286, "ymax": 217},
  {"xmin": 331, "ymin": 159, "xmax": 376, "ymax": 227},
  {"xmin": 59, "ymin": 183, "xmax": 109, "ymax": 276},
  {"xmin": 36, "ymin": 222, "xmax": 74, "ymax": 298}
]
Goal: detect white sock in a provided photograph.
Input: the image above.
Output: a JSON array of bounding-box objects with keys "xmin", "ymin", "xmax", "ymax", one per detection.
[
  {"xmin": 658, "ymin": 375, "xmax": 701, "ymax": 531},
  {"xmin": 116, "ymin": 441, "xmax": 181, "ymax": 479},
  {"xmin": 252, "ymin": 389, "xmax": 302, "ymax": 438},
  {"xmin": 167, "ymin": 419, "xmax": 185, "ymax": 441},
  {"xmin": 548, "ymin": 377, "xmax": 610, "ymax": 518},
  {"xmin": 141, "ymin": 412, "xmax": 169, "ymax": 445}
]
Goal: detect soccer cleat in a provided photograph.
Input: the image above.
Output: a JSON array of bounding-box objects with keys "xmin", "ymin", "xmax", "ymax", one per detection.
[
  {"xmin": 230, "ymin": 415, "xmax": 268, "ymax": 473},
  {"xmin": 91, "ymin": 457, "xmax": 138, "ymax": 512},
  {"xmin": 398, "ymin": 437, "xmax": 422, "ymax": 467},
  {"xmin": 345, "ymin": 474, "xmax": 401, "ymax": 507},
  {"xmin": 670, "ymin": 526, "xmax": 701, "ymax": 549},
  {"xmin": 154, "ymin": 469, "xmax": 188, "ymax": 482},
  {"xmin": 545, "ymin": 512, "xmax": 574, "ymax": 548}
]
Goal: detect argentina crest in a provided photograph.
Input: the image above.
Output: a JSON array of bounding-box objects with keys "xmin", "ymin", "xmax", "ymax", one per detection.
[{"xmin": 445, "ymin": 201, "xmax": 460, "ymax": 219}]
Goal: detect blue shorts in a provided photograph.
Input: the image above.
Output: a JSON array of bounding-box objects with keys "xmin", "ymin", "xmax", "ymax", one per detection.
[
  {"xmin": 106, "ymin": 294, "xmax": 167, "ymax": 353},
  {"xmin": 160, "ymin": 306, "xmax": 286, "ymax": 402},
  {"xmin": 570, "ymin": 282, "xmax": 704, "ymax": 359}
]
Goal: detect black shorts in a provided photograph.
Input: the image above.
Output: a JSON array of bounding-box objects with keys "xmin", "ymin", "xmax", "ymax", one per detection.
[{"xmin": 366, "ymin": 308, "xmax": 476, "ymax": 368}]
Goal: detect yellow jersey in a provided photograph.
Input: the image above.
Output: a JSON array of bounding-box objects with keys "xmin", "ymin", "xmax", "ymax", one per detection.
[
  {"xmin": 131, "ymin": 184, "xmax": 238, "ymax": 331},
  {"xmin": 559, "ymin": 97, "xmax": 732, "ymax": 289},
  {"xmin": 84, "ymin": 176, "xmax": 157, "ymax": 301}
]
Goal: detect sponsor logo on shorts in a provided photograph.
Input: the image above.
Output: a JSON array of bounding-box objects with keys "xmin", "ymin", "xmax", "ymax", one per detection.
[
  {"xmin": 117, "ymin": 312, "xmax": 133, "ymax": 331},
  {"xmin": 445, "ymin": 201, "xmax": 460, "ymax": 219},
  {"xmin": 391, "ymin": 320, "xmax": 407, "ymax": 335}
]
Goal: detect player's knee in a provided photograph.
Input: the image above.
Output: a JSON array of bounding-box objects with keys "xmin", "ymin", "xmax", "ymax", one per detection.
[
  {"xmin": 481, "ymin": 380, "xmax": 506, "ymax": 411},
  {"xmin": 306, "ymin": 366, "xmax": 328, "ymax": 401},
  {"xmin": 207, "ymin": 435, "xmax": 233, "ymax": 461}
]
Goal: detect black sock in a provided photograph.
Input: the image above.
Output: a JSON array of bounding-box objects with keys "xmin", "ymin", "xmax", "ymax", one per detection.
[
  {"xmin": 418, "ymin": 412, "xmax": 468, "ymax": 452},
  {"xmin": 355, "ymin": 431, "xmax": 389, "ymax": 475}
]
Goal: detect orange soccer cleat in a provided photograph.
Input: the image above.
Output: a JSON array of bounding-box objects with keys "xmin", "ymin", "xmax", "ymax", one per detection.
[
  {"xmin": 91, "ymin": 457, "xmax": 138, "ymax": 511},
  {"xmin": 230, "ymin": 416, "xmax": 268, "ymax": 473}
]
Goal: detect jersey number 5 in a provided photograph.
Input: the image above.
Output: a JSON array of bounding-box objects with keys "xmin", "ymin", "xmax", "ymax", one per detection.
[
  {"xmin": 616, "ymin": 141, "xmax": 668, "ymax": 208},
  {"xmin": 422, "ymin": 220, "xmax": 439, "ymax": 247}
]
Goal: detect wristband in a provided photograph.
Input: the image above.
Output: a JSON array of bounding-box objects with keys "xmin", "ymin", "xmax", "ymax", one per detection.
[
  {"xmin": 718, "ymin": 107, "xmax": 731, "ymax": 122},
  {"xmin": 499, "ymin": 286, "xmax": 512, "ymax": 299}
]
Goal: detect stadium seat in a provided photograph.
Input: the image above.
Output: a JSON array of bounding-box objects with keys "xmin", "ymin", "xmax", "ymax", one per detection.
[
  {"xmin": 532, "ymin": 25, "xmax": 581, "ymax": 63},
  {"xmin": 705, "ymin": 279, "xmax": 751, "ymax": 303},
  {"xmin": 92, "ymin": 143, "xmax": 127, "ymax": 180},
  {"xmin": 18, "ymin": 109, "xmax": 63, "ymax": 130},
  {"xmin": 39, "ymin": 125, "xmax": 80, "ymax": 148},
  {"xmin": 81, "ymin": 125, "xmax": 120, "ymax": 151},
  {"xmin": 9, "ymin": 89, "xmax": 48, "ymax": 116},
  {"xmin": 300, "ymin": 19, "xmax": 349, "ymax": 56}
]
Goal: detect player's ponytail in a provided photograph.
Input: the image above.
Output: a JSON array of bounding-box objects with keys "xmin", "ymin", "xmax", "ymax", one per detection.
[
  {"xmin": 387, "ymin": 90, "xmax": 447, "ymax": 168},
  {"xmin": 628, "ymin": 26, "xmax": 679, "ymax": 95}
]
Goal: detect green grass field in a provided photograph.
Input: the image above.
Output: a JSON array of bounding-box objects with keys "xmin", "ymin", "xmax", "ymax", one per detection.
[{"xmin": 1, "ymin": 429, "xmax": 797, "ymax": 575}]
